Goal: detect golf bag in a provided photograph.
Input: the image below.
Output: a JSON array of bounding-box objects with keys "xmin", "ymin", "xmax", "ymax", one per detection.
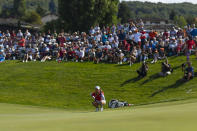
[{"xmin": 108, "ymin": 99, "xmax": 129, "ymax": 108}]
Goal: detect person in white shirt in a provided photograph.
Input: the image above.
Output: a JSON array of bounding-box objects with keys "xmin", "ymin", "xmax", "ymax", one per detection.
[
  {"xmin": 25, "ymin": 30, "xmax": 31, "ymax": 38},
  {"xmin": 105, "ymin": 41, "xmax": 111, "ymax": 50},
  {"xmin": 95, "ymin": 32, "xmax": 102, "ymax": 42},
  {"xmin": 108, "ymin": 34, "xmax": 114, "ymax": 43},
  {"xmin": 127, "ymin": 31, "xmax": 134, "ymax": 41},
  {"xmin": 17, "ymin": 30, "xmax": 23, "ymax": 37},
  {"xmin": 133, "ymin": 30, "xmax": 141, "ymax": 45},
  {"xmin": 118, "ymin": 50, "xmax": 124, "ymax": 64}
]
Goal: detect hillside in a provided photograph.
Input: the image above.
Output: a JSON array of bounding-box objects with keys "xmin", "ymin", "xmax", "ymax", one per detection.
[
  {"xmin": 0, "ymin": 0, "xmax": 58, "ymax": 14},
  {"xmin": 0, "ymin": 55, "xmax": 196, "ymax": 110},
  {"xmin": 121, "ymin": 1, "xmax": 197, "ymax": 20}
]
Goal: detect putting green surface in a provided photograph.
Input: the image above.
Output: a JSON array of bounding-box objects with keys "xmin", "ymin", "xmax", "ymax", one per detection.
[{"xmin": 1, "ymin": 100, "xmax": 197, "ymax": 131}]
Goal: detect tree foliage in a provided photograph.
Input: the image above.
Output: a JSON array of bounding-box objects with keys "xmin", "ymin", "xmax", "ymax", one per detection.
[
  {"xmin": 118, "ymin": 1, "xmax": 132, "ymax": 23},
  {"xmin": 13, "ymin": 0, "xmax": 26, "ymax": 17},
  {"xmin": 169, "ymin": 10, "xmax": 176, "ymax": 20},
  {"xmin": 118, "ymin": 1, "xmax": 197, "ymax": 22},
  {"xmin": 58, "ymin": 0, "xmax": 119, "ymax": 32},
  {"xmin": 23, "ymin": 11, "xmax": 42, "ymax": 25},
  {"xmin": 173, "ymin": 15, "xmax": 187, "ymax": 28},
  {"xmin": 49, "ymin": 0, "xmax": 56, "ymax": 14},
  {"xmin": 36, "ymin": 5, "xmax": 47, "ymax": 17}
]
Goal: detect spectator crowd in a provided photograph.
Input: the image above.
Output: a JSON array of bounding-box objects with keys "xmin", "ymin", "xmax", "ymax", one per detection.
[{"xmin": 0, "ymin": 20, "xmax": 197, "ymax": 64}]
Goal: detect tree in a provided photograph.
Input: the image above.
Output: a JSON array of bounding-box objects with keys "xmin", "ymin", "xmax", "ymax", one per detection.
[
  {"xmin": 118, "ymin": 2, "xmax": 132, "ymax": 23},
  {"xmin": 58, "ymin": 0, "xmax": 119, "ymax": 32},
  {"xmin": 178, "ymin": 16, "xmax": 187, "ymax": 28},
  {"xmin": 49, "ymin": 0, "xmax": 56, "ymax": 14},
  {"xmin": 169, "ymin": 10, "xmax": 176, "ymax": 20},
  {"xmin": 186, "ymin": 15, "xmax": 195, "ymax": 25},
  {"xmin": 174, "ymin": 15, "xmax": 187, "ymax": 28},
  {"xmin": 13, "ymin": 0, "xmax": 26, "ymax": 17},
  {"xmin": 173, "ymin": 15, "xmax": 179, "ymax": 25},
  {"xmin": 23, "ymin": 11, "xmax": 42, "ymax": 25},
  {"xmin": 36, "ymin": 5, "xmax": 47, "ymax": 17}
]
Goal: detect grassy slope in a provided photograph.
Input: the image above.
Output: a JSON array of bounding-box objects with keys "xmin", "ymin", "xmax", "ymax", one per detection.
[
  {"xmin": 1, "ymin": 100, "xmax": 197, "ymax": 131},
  {"xmin": 0, "ymin": 55, "xmax": 196, "ymax": 110}
]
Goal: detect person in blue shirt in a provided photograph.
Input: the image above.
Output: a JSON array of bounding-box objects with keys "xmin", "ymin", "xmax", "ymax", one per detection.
[
  {"xmin": 183, "ymin": 62, "xmax": 194, "ymax": 81},
  {"xmin": 0, "ymin": 51, "xmax": 5, "ymax": 63},
  {"xmin": 102, "ymin": 32, "xmax": 108, "ymax": 43}
]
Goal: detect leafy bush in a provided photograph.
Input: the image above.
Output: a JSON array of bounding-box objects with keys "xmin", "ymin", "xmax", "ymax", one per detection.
[{"xmin": 23, "ymin": 11, "xmax": 42, "ymax": 25}]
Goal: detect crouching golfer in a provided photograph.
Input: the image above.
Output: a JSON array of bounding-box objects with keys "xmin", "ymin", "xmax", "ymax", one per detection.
[{"xmin": 91, "ymin": 86, "xmax": 106, "ymax": 112}]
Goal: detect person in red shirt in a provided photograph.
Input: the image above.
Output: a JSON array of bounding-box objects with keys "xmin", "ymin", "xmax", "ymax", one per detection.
[
  {"xmin": 91, "ymin": 86, "xmax": 106, "ymax": 112},
  {"xmin": 58, "ymin": 34, "xmax": 66, "ymax": 47},
  {"xmin": 140, "ymin": 29, "xmax": 146, "ymax": 48},
  {"xmin": 186, "ymin": 36, "xmax": 195, "ymax": 54},
  {"xmin": 18, "ymin": 36, "xmax": 25, "ymax": 47},
  {"xmin": 149, "ymin": 29, "xmax": 157, "ymax": 40},
  {"xmin": 163, "ymin": 29, "xmax": 169, "ymax": 39}
]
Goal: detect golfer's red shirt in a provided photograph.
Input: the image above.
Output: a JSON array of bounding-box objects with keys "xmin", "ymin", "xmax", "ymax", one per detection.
[{"xmin": 91, "ymin": 91, "xmax": 104, "ymax": 101}]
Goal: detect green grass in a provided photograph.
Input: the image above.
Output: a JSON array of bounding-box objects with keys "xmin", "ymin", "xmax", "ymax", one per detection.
[
  {"xmin": 0, "ymin": 55, "xmax": 196, "ymax": 110},
  {"xmin": 1, "ymin": 100, "xmax": 197, "ymax": 131}
]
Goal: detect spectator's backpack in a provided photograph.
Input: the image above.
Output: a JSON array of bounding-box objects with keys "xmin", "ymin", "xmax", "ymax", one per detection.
[{"xmin": 108, "ymin": 99, "xmax": 129, "ymax": 108}]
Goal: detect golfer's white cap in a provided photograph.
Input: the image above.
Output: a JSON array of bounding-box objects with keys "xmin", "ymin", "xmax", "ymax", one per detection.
[{"xmin": 95, "ymin": 86, "xmax": 100, "ymax": 90}]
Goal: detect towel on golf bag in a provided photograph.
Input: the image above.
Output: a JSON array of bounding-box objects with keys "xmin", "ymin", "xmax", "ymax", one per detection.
[{"xmin": 108, "ymin": 99, "xmax": 129, "ymax": 108}]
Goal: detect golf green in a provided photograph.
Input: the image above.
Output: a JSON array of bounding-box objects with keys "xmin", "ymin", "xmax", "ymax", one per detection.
[{"xmin": 1, "ymin": 100, "xmax": 197, "ymax": 131}]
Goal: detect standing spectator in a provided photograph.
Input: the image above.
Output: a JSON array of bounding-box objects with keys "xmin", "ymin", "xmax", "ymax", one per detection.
[
  {"xmin": 186, "ymin": 36, "xmax": 195, "ymax": 54},
  {"xmin": 118, "ymin": 50, "xmax": 124, "ymax": 64}
]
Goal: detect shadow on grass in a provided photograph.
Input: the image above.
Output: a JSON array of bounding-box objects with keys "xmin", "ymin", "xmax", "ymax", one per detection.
[
  {"xmin": 115, "ymin": 63, "xmax": 129, "ymax": 67},
  {"xmin": 172, "ymin": 65, "xmax": 182, "ymax": 70},
  {"xmin": 141, "ymin": 73, "xmax": 160, "ymax": 85},
  {"xmin": 141, "ymin": 65, "xmax": 182, "ymax": 85},
  {"xmin": 195, "ymin": 72, "xmax": 197, "ymax": 77},
  {"xmin": 120, "ymin": 76, "xmax": 142, "ymax": 87},
  {"xmin": 150, "ymin": 79, "xmax": 185, "ymax": 97}
]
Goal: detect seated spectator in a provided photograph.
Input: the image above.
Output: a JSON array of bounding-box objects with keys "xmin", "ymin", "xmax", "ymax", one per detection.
[
  {"xmin": 151, "ymin": 49, "xmax": 159, "ymax": 64},
  {"xmin": 94, "ymin": 48, "xmax": 103, "ymax": 64},
  {"xmin": 194, "ymin": 36, "xmax": 197, "ymax": 59},
  {"xmin": 137, "ymin": 62, "xmax": 148, "ymax": 78},
  {"xmin": 139, "ymin": 49, "xmax": 148, "ymax": 62},
  {"xmin": 182, "ymin": 62, "xmax": 194, "ymax": 81},
  {"xmin": 0, "ymin": 50, "xmax": 5, "ymax": 63},
  {"xmin": 41, "ymin": 44, "xmax": 51, "ymax": 62},
  {"xmin": 159, "ymin": 58, "xmax": 173, "ymax": 77},
  {"xmin": 22, "ymin": 45, "xmax": 32, "ymax": 63}
]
